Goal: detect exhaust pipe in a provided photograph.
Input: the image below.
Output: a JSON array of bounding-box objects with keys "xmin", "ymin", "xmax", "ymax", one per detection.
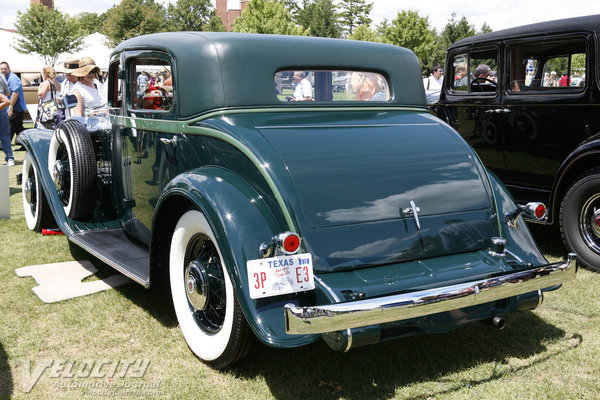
[{"xmin": 483, "ymin": 316, "xmax": 506, "ymax": 330}]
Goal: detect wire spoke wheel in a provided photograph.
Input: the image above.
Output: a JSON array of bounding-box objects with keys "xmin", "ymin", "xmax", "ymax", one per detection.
[
  {"xmin": 22, "ymin": 152, "xmax": 55, "ymax": 232},
  {"xmin": 560, "ymin": 168, "xmax": 600, "ymax": 271},
  {"xmin": 185, "ymin": 234, "xmax": 227, "ymax": 334},
  {"xmin": 170, "ymin": 210, "xmax": 255, "ymax": 369}
]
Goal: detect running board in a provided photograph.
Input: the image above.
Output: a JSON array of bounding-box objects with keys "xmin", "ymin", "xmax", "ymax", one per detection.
[{"xmin": 69, "ymin": 229, "xmax": 150, "ymax": 288}]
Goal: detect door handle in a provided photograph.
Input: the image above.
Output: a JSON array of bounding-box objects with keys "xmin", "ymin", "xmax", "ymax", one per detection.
[{"xmin": 485, "ymin": 108, "xmax": 510, "ymax": 114}]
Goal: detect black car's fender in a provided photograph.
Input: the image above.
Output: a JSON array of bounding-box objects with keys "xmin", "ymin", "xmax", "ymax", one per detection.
[{"xmin": 550, "ymin": 136, "xmax": 600, "ymax": 224}]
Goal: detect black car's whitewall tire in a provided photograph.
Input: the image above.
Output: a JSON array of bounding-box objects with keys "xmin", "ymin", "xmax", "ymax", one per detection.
[
  {"xmin": 560, "ymin": 168, "xmax": 600, "ymax": 272},
  {"xmin": 169, "ymin": 210, "xmax": 254, "ymax": 369},
  {"xmin": 22, "ymin": 152, "xmax": 54, "ymax": 232},
  {"xmin": 48, "ymin": 120, "xmax": 96, "ymax": 219}
]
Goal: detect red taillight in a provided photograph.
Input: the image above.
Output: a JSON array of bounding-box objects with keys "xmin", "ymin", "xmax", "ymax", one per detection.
[
  {"xmin": 535, "ymin": 204, "xmax": 546, "ymax": 219},
  {"xmin": 281, "ymin": 233, "xmax": 301, "ymax": 254}
]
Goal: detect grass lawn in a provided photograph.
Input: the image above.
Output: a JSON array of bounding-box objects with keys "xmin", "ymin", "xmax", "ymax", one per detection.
[{"xmin": 1, "ymin": 145, "xmax": 599, "ymax": 399}]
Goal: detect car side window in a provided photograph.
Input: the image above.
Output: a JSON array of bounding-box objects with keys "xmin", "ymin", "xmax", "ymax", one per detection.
[
  {"xmin": 107, "ymin": 59, "xmax": 121, "ymax": 109},
  {"xmin": 130, "ymin": 58, "xmax": 173, "ymax": 111},
  {"xmin": 449, "ymin": 48, "xmax": 498, "ymax": 95},
  {"xmin": 508, "ymin": 37, "xmax": 587, "ymax": 93}
]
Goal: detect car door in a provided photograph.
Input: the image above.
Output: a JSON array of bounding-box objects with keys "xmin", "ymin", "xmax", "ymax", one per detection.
[
  {"xmin": 120, "ymin": 51, "xmax": 177, "ymax": 245},
  {"xmin": 500, "ymin": 34, "xmax": 593, "ymax": 203},
  {"xmin": 439, "ymin": 46, "xmax": 506, "ymax": 174}
]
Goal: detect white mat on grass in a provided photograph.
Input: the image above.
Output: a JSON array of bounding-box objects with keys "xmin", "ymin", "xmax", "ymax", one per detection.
[{"xmin": 15, "ymin": 260, "xmax": 133, "ymax": 303}]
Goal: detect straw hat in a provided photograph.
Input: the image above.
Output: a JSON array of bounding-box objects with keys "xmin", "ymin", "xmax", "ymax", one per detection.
[
  {"xmin": 55, "ymin": 57, "xmax": 80, "ymax": 73},
  {"xmin": 71, "ymin": 57, "xmax": 100, "ymax": 77}
]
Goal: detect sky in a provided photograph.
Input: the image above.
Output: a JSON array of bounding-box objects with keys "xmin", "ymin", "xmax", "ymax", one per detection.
[{"xmin": 1, "ymin": 0, "xmax": 600, "ymax": 34}]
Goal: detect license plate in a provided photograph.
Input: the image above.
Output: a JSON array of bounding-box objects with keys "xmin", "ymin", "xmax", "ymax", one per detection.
[{"xmin": 247, "ymin": 253, "xmax": 314, "ymax": 299}]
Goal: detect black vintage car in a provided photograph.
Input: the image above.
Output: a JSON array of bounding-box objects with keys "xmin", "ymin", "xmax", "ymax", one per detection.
[{"xmin": 437, "ymin": 14, "xmax": 600, "ymax": 271}]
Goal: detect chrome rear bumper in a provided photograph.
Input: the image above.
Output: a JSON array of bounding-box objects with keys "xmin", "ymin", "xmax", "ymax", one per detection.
[{"xmin": 284, "ymin": 253, "xmax": 577, "ymax": 335}]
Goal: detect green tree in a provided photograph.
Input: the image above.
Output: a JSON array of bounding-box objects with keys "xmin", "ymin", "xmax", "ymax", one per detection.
[
  {"xmin": 74, "ymin": 12, "xmax": 107, "ymax": 35},
  {"xmin": 440, "ymin": 13, "xmax": 476, "ymax": 46},
  {"xmin": 295, "ymin": 0, "xmax": 340, "ymax": 38},
  {"xmin": 166, "ymin": 0, "xmax": 224, "ymax": 32},
  {"xmin": 431, "ymin": 13, "xmax": 478, "ymax": 70},
  {"xmin": 13, "ymin": 4, "xmax": 85, "ymax": 66},
  {"xmin": 382, "ymin": 10, "xmax": 436, "ymax": 75},
  {"xmin": 102, "ymin": 0, "xmax": 168, "ymax": 47},
  {"xmin": 348, "ymin": 24, "xmax": 381, "ymax": 42},
  {"xmin": 479, "ymin": 22, "xmax": 492, "ymax": 34},
  {"xmin": 339, "ymin": 0, "xmax": 373, "ymax": 36},
  {"xmin": 232, "ymin": 0, "xmax": 306, "ymax": 35}
]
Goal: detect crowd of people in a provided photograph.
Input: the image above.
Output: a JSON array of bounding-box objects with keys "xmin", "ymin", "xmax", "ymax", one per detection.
[{"xmin": 0, "ymin": 55, "xmax": 108, "ymax": 166}]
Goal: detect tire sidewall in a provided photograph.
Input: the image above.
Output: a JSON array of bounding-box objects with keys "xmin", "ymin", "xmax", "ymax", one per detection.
[
  {"xmin": 22, "ymin": 153, "xmax": 41, "ymax": 231},
  {"xmin": 48, "ymin": 128, "xmax": 75, "ymax": 217},
  {"xmin": 561, "ymin": 173, "xmax": 600, "ymax": 270},
  {"xmin": 169, "ymin": 210, "xmax": 235, "ymax": 362}
]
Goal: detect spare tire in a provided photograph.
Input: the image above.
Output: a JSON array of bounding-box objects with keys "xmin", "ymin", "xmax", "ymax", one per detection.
[{"xmin": 48, "ymin": 120, "xmax": 97, "ymax": 220}]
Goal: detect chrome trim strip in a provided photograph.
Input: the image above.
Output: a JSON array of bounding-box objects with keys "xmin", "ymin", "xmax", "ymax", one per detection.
[{"xmin": 285, "ymin": 254, "xmax": 576, "ymax": 335}]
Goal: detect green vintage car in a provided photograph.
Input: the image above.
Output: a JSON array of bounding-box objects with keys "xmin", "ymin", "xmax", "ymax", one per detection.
[{"xmin": 20, "ymin": 32, "xmax": 576, "ymax": 369}]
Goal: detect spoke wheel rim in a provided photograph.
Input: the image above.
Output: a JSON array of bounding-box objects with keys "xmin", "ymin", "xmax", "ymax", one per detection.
[
  {"xmin": 579, "ymin": 193, "xmax": 600, "ymax": 254},
  {"xmin": 54, "ymin": 144, "xmax": 71, "ymax": 207},
  {"xmin": 24, "ymin": 168, "xmax": 37, "ymax": 215},
  {"xmin": 184, "ymin": 233, "xmax": 226, "ymax": 334}
]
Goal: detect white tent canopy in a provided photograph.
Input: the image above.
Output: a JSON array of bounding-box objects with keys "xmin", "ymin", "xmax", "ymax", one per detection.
[
  {"xmin": 66, "ymin": 32, "xmax": 112, "ymax": 71},
  {"xmin": 0, "ymin": 29, "xmax": 45, "ymax": 72},
  {"xmin": 0, "ymin": 29, "xmax": 112, "ymax": 73}
]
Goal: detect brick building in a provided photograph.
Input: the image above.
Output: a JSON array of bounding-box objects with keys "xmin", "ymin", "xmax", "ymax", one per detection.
[
  {"xmin": 215, "ymin": 0, "xmax": 247, "ymax": 32},
  {"xmin": 30, "ymin": 0, "xmax": 53, "ymax": 9}
]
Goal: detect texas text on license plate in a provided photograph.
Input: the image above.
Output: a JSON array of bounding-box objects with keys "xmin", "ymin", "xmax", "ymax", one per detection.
[{"xmin": 247, "ymin": 253, "xmax": 314, "ymax": 299}]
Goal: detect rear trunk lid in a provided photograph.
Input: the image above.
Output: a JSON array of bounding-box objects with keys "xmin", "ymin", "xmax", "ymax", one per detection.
[{"xmin": 258, "ymin": 116, "xmax": 498, "ymax": 272}]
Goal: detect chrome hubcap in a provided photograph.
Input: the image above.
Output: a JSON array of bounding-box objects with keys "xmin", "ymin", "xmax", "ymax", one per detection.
[
  {"xmin": 579, "ymin": 194, "xmax": 600, "ymax": 253},
  {"xmin": 53, "ymin": 160, "xmax": 64, "ymax": 190},
  {"xmin": 24, "ymin": 177, "xmax": 34, "ymax": 204},
  {"xmin": 593, "ymin": 208, "xmax": 600, "ymax": 238},
  {"xmin": 185, "ymin": 260, "xmax": 209, "ymax": 311}
]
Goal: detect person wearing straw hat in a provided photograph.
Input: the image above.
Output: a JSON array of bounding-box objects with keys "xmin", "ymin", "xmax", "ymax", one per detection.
[
  {"xmin": 55, "ymin": 57, "xmax": 79, "ymax": 97},
  {"xmin": 70, "ymin": 57, "xmax": 107, "ymax": 118},
  {"xmin": 55, "ymin": 57, "xmax": 80, "ymax": 119}
]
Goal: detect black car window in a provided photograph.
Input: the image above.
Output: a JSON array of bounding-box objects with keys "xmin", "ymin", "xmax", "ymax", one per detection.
[
  {"xmin": 107, "ymin": 58, "xmax": 121, "ymax": 109},
  {"xmin": 130, "ymin": 58, "xmax": 173, "ymax": 111},
  {"xmin": 508, "ymin": 37, "xmax": 586, "ymax": 93},
  {"xmin": 449, "ymin": 48, "xmax": 498, "ymax": 95}
]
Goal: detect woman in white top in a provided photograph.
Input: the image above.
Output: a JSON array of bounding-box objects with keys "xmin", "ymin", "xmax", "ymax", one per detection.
[
  {"xmin": 38, "ymin": 65, "xmax": 61, "ymax": 103},
  {"xmin": 70, "ymin": 57, "xmax": 107, "ymax": 117}
]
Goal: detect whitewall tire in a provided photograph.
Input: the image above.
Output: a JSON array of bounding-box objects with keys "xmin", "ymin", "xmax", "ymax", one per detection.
[
  {"xmin": 169, "ymin": 209, "xmax": 254, "ymax": 369},
  {"xmin": 22, "ymin": 152, "xmax": 54, "ymax": 232}
]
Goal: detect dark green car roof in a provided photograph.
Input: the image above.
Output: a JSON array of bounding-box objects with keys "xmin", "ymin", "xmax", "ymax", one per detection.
[{"xmin": 114, "ymin": 32, "xmax": 427, "ymax": 117}]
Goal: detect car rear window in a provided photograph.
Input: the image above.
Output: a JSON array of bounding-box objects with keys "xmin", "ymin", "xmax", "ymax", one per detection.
[{"xmin": 275, "ymin": 70, "xmax": 390, "ymax": 102}]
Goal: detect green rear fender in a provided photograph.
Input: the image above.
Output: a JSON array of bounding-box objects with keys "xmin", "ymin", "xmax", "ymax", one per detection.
[
  {"xmin": 487, "ymin": 171, "xmax": 547, "ymax": 264},
  {"xmin": 153, "ymin": 166, "xmax": 319, "ymax": 348}
]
